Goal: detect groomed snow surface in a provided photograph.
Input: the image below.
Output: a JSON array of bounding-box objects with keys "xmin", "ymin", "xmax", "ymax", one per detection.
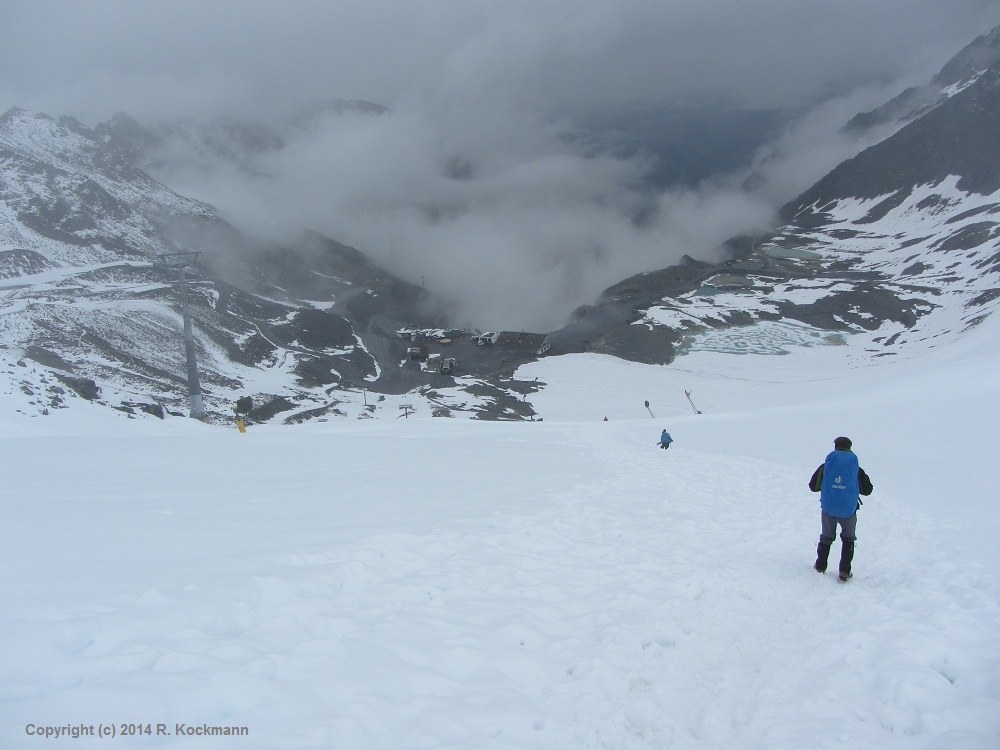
[{"xmin": 2, "ymin": 320, "xmax": 999, "ymax": 749}]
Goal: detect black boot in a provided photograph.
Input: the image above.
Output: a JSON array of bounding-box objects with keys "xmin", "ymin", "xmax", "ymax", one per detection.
[
  {"xmin": 814, "ymin": 542, "xmax": 831, "ymax": 573},
  {"xmin": 839, "ymin": 541, "xmax": 855, "ymax": 582}
]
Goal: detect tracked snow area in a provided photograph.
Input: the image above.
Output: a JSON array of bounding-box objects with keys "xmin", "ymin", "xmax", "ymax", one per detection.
[{"xmin": 1, "ymin": 316, "xmax": 998, "ymax": 749}]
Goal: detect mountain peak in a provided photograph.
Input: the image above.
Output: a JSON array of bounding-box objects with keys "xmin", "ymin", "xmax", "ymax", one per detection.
[
  {"xmin": 934, "ymin": 23, "xmax": 1000, "ymax": 88},
  {"xmin": 845, "ymin": 23, "xmax": 1000, "ymax": 134},
  {"xmin": 0, "ymin": 106, "xmax": 57, "ymax": 135}
]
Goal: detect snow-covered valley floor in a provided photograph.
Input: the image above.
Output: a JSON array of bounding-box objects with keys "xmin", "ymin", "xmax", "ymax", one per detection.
[{"xmin": 2, "ymin": 322, "xmax": 999, "ymax": 749}]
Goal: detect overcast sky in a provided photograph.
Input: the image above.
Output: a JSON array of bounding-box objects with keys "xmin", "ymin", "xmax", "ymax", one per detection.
[
  {"xmin": 3, "ymin": 0, "xmax": 998, "ymax": 123},
  {"xmin": 3, "ymin": 1, "xmax": 999, "ymax": 328}
]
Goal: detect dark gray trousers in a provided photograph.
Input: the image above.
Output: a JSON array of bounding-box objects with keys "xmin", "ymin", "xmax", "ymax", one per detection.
[{"xmin": 820, "ymin": 512, "xmax": 857, "ymax": 545}]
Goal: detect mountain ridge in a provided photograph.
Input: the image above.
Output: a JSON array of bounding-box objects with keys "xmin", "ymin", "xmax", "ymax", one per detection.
[{"xmin": 2, "ymin": 26, "xmax": 999, "ymax": 424}]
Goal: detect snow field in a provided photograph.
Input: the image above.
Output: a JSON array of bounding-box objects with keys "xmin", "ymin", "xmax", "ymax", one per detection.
[
  {"xmin": 2, "ymin": 399, "xmax": 999, "ymax": 748},
  {"xmin": 3, "ymin": 317, "xmax": 1000, "ymax": 748}
]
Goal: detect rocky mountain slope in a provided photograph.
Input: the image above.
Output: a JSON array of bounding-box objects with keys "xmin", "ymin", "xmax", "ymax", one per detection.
[
  {"xmin": 845, "ymin": 24, "xmax": 1000, "ymax": 135},
  {"xmin": 1, "ymin": 26, "xmax": 999, "ymax": 424},
  {"xmin": 569, "ymin": 27, "xmax": 1000, "ymax": 368},
  {"xmin": 0, "ymin": 107, "xmax": 514, "ymax": 423}
]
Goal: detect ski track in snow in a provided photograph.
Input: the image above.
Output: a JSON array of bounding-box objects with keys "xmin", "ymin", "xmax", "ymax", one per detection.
[{"xmin": 2, "ymin": 415, "xmax": 998, "ymax": 749}]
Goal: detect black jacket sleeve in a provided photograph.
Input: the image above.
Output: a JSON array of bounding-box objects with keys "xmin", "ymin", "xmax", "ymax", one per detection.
[
  {"xmin": 808, "ymin": 465, "xmax": 824, "ymax": 492},
  {"xmin": 858, "ymin": 468, "xmax": 873, "ymax": 496}
]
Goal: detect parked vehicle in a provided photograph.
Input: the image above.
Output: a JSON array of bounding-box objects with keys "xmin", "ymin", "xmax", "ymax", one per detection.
[{"xmin": 425, "ymin": 354, "xmax": 457, "ymax": 374}]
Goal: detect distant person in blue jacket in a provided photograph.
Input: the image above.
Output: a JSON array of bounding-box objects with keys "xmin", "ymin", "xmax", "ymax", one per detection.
[
  {"xmin": 809, "ymin": 436, "xmax": 874, "ymax": 581},
  {"xmin": 658, "ymin": 429, "xmax": 673, "ymax": 449}
]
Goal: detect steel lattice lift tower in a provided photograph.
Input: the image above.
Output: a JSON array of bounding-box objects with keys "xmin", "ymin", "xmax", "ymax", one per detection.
[{"xmin": 155, "ymin": 252, "xmax": 207, "ymax": 420}]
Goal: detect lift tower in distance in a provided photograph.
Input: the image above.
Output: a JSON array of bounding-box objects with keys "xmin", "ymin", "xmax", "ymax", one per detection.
[{"xmin": 155, "ymin": 252, "xmax": 207, "ymax": 421}]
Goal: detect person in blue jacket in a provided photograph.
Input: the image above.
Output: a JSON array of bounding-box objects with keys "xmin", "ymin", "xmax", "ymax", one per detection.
[
  {"xmin": 658, "ymin": 429, "xmax": 673, "ymax": 449},
  {"xmin": 808, "ymin": 436, "xmax": 874, "ymax": 581}
]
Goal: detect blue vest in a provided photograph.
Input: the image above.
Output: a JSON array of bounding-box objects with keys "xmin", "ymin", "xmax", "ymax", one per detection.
[{"xmin": 821, "ymin": 450, "xmax": 860, "ymax": 517}]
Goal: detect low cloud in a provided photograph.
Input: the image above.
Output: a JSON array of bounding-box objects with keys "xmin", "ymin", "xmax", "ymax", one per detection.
[
  {"xmin": 151, "ymin": 99, "xmax": 780, "ymax": 330},
  {"xmin": 146, "ymin": 78, "xmax": 919, "ymax": 330},
  {"xmin": 4, "ymin": 1, "xmax": 1000, "ymax": 328}
]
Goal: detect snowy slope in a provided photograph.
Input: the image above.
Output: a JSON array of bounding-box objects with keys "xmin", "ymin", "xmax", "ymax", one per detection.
[
  {"xmin": 0, "ymin": 108, "xmax": 218, "ymax": 265},
  {"xmin": 635, "ymin": 175, "xmax": 1000, "ymax": 365},
  {"xmin": 2, "ymin": 315, "xmax": 998, "ymax": 749},
  {"xmin": 0, "ymin": 109, "xmax": 445, "ymax": 423}
]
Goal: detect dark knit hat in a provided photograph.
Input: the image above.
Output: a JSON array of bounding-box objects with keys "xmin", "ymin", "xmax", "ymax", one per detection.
[{"xmin": 834, "ymin": 436, "xmax": 853, "ymax": 450}]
